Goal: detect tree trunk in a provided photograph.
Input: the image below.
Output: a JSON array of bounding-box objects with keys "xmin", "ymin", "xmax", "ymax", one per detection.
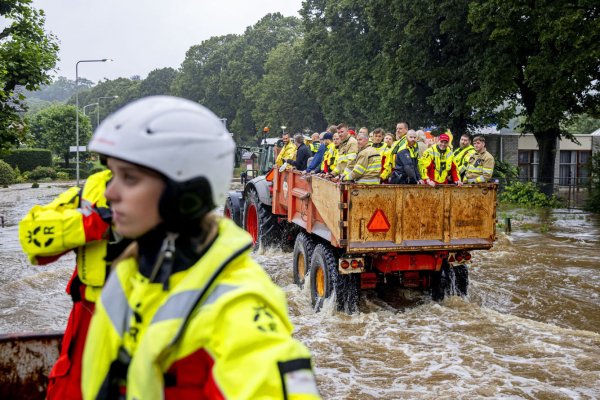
[
  {"xmin": 64, "ymin": 153, "xmax": 70, "ymax": 168},
  {"xmin": 533, "ymin": 128, "xmax": 559, "ymax": 196}
]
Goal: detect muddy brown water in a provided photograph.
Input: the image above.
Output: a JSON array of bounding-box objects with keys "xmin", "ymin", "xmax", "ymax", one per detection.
[{"xmin": 1, "ymin": 183, "xmax": 599, "ymax": 399}]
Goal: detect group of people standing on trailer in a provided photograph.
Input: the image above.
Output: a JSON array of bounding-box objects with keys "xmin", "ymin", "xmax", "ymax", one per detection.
[{"xmin": 275, "ymin": 121, "xmax": 495, "ymax": 186}]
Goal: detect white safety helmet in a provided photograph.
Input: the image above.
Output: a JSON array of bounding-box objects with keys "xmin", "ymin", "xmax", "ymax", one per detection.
[{"xmin": 89, "ymin": 96, "xmax": 234, "ymax": 220}]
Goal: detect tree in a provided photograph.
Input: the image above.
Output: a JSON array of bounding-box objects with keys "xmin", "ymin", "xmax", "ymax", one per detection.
[
  {"xmin": 28, "ymin": 104, "xmax": 93, "ymax": 167},
  {"xmin": 23, "ymin": 76, "xmax": 93, "ymax": 103},
  {"xmin": 301, "ymin": 0, "xmax": 387, "ymax": 129},
  {"xmin": 0, "ymin": 0, "xmax": 59, "ymax": 150},
  {"xmin": 562, "ymin": 114, "xmax": 600, "ymax": 135},
  {"xmin": 138, "ymin": 67, "xmax": 178, "ymax": 97},
  {"xmin": 468, "ymin": 0, "xmax": 600, "ymax": 194},
  {"xmin": 252, "ymin": 39, "xmax": 326, "ymax": 134},
  {"xmin": 173, "ymin": 13, "xmax": 302, "ymax": 143},
  {"xmin": 69, "ymin": 77, "xmax": 140, "ymax": 129}
]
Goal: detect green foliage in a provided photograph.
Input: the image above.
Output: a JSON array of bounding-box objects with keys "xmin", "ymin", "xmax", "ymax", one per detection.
[
  {"xmin": 27, "ymin": 103, "xmax": 93, "ymax": 166},
  {"xmin": 56, "ymin": 171, "xmax": 69, "ymax": 180},
  {"xmin": 138, "ymin": 68, "xmax": 177, "ymax": 97},
  {"xmin": 0, "ymin": 0, "xmax": 59, "ymax": 151},
  {"xmin": 252, "ymin": 39, "xmax": 326, "ymax": 135},
  {"xmin": 73, "ymin": 77, "xmax": 139, "ymax": 130},
  {"xmin": 23, "ymin": 76, "xmax": 92, "ymax": 103},
  {"xmin": 562, "ymin": 114, "xmax": 600, "ymax": 135},
  {"xmin": 0, "ymin": 160, "xmax": 16, "ymax": 185},
  {"xmin": 0, "ymin": 148, "xmax": 52, "ymax": 171},
  {"xmin": 57, "ymin": 167, "xmax": 88, "ymax": 179},
  {"xmin": 172, "ymin": 13, "xmax": 303, "ymax": 143},
  {"xmin": 31, "ymin": 182, "xmax": 39, "ymax": 188},
  {"xmin": 27, "ymin": 165, "xmax": 56, "ymax": 180},
  {"xmin": 584, "ymin": 152, "xmax": 600, "ymax": 213},
  {"xmin": 499, "ymin": 181, "xmax": 562, "ymax": 208},
  {"xmin": 493, "ymin": 159, "xmax": 520, "ymax": 184}
]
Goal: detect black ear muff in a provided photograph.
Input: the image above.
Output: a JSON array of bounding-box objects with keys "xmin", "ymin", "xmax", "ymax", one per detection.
[{"xmin": 159, "ymin": 177, "xmax": 215, "ymax": 233}]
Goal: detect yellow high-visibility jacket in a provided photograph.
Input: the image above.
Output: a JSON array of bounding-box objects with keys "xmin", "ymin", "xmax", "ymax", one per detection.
[
  {"xmin": 380, "ymin": 136, "xmax": 407, "ymax": 181},
  {"xmin": 332, "ymin": 136, "xmax": 358, "ymax": 177},
  {"xmin": 276, "ymin": 141, "xmax": 297, "ymax": 168},
  {"xmin": 82, "ymin": 218, "xmax": 320, "ymax": 400},
  {"xmin": 343, "ymin": 145, "xmax": 381, "ymax": 184},
  {"xmin": 419, "ymin": 144, "xmax": 459, "ymax": 183},
  {"xmin": 321, "ymin": 142, "xmax": 337, "ymax": 172},
  {"xmin": 453, "ymin": 144, "xmax": 475, "ymax": 178},
  {"xmin": 463, "ymin": 150, "xmax": 495, "ymax": 183},
  {"xmin": 19, "ymin": 170, "xmax": 113, "ymax": 302}
]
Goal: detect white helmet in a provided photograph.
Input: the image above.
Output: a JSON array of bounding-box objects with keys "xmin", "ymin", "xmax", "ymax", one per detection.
[{"xmin": 89, "ymin": 96, "xmax": 234, "ymax": 213}]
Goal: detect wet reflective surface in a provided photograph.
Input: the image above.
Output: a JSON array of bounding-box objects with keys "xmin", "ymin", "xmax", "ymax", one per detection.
[{"xmin": 1, "ymin": 184, "xmax": 599, "ymax": 398}]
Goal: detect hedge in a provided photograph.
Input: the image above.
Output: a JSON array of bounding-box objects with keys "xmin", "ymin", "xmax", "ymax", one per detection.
[{"xmin": 0, "ymin": 148, "xmax": 52, "ymax": 172}]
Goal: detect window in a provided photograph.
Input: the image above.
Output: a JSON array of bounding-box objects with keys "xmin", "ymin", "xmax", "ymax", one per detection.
[
  {"xmin": 559, "ymin": 150, "xmax": 591, "ymax": 186},
  {"xmin": 518, "ymin": 150, "xmax": 538, "ymax": 182}
]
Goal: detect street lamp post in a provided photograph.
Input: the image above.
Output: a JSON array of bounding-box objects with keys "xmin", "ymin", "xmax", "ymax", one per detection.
[
  {"xmin": 96, "ymin": 95, "xmax": 119, "ymax": 128},
  {"xmin": 83, "ymin": 102, "xmax": 98, "ymax": 117},
  {"xmin": 281, "ymin": 126, "xmax": 286, "ymax": 135},
  {"xmin": 76, "ymin": 58, "xmax": 112, "ymax": 186}
]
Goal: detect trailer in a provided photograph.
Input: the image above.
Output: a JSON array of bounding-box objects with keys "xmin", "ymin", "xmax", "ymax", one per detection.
[{"xmin": 225, "ymin": 167, "xmax": 497, "ymax": 312}]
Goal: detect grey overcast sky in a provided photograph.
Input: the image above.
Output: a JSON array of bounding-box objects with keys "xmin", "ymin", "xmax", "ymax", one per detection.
[{"xmin": 31, "ymin": 0, "xmax": 303, "ymax": 83}]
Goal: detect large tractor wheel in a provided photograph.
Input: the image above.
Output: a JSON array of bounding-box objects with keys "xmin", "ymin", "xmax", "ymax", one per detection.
[
  {"xmin": 243, "ymin": 188, "xmax": 280, "ymax": 251},
  {"xmin": 309, "ymin": 244, "xmax": 359, "ymax": 314},
  {"xmin": 293, "ymin": 232, "xmax": 315, "ymax": 287}
]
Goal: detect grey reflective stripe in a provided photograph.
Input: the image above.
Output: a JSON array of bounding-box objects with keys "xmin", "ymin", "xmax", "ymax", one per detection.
[
  {"xmin": 151, "ymin": 284, "xmax": 239, "ymax": 324},
  {"xmin": 203, "ymin": 284, "xmax": 238, "ymax": 306},
  {"xmin": 102, "ymin": 274, "xmax": 132, "ymax": 336},
  {"xmin": 151, "ymin": 290, "xmax": 201, "ymax": 324}
]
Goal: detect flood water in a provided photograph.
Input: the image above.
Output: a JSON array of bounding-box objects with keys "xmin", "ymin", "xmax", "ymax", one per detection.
[{"xmin": 1, "ymin": 183, "xmax": 599, "ymax": 399}]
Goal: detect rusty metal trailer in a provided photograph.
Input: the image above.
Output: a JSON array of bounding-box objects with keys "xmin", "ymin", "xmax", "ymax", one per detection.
[
  {"xmin": 226, "ymin": 168, "xmax": 497, "ymax": 312},
  {"xmin": 0, "ymin": 332, "xmax": 62, "ymax": 399}
]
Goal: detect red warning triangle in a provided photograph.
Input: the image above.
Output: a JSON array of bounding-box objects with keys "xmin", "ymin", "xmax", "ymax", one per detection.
[{"xmin": 367, "ymin": 209, "xmax": 391, "ymax": 233}]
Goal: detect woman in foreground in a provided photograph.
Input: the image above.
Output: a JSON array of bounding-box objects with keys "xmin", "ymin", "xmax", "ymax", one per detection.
[{"xmin": 82, "ymin": 96, "xmax": 320, "ymax": 400}]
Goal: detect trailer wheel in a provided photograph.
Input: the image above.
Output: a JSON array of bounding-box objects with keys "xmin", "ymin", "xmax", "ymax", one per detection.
[
  {"xmin": 243, "ymin": 188, "xmax": 280, "ymax": 251},
  {"xmin": 431, "ymin": 261, "xmax": 449, "ymax": 302},
  {"xmin": 310, "ymin": 244, "xmax": 359, "ymax": 314},
  {"xmin": 450, "ymin": 264, "xmax": 469, "ymax": 296},
  {"xmin": 293, "ymin": 232, "xmax": 315, "ymax": 287}
]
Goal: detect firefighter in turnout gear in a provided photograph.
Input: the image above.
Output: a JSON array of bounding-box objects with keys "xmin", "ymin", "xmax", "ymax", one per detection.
[
  {"xmin": 330, "ymin": 123, "xmax": 358, "ymax": 179},
  {"xmin": 342, "ymin": 130, "xmax": 381, "ymax": 184},
  {"xmin": 463, "ymin": 135, "xmax": 495, "ymax": 183},
  {"xmin": 82, "ymin": 96, "xmax": 320, "ymax": 400},
  {"xmin": 19, "ymin": 169, "xmax": 130, "ymax": 400},
  {"xmin": 453, "ymin": 133, "xmax": 476, "ymax": 180},
  {"xmin": 419, "ymin": 133, "xmax": 463, "ymax": 186}
]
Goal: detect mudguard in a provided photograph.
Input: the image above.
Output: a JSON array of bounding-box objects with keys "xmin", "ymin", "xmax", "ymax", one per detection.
[{"xmin": 245, "ymin": 176, "xmax": 272, "ymax": 206}]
